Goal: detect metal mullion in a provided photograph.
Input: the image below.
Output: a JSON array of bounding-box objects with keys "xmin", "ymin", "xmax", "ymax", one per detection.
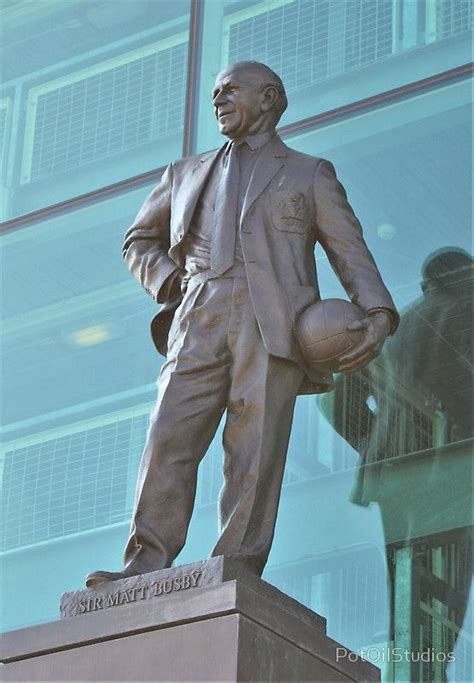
[{"xmin": 182, "ymin": 0, "xmax": 205, "ymax": 158}]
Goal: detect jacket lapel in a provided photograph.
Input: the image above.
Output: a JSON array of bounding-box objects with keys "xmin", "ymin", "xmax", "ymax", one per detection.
[
  {"xmin": 171, "ymin": 134, "xmax": 287, "ymax": 253},
  {"xmin": 241, "ymin": 135, "xmax": 287, "ymax": 221},
  {"xmin": 173, "ymin": 147, "xmax": 222, "ymax": 240}
]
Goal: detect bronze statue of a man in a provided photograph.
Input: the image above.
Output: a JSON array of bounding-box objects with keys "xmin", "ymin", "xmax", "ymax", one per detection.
[{"xmin": 86, "ymin": 61, "xmax": 398, "ymax": 588}]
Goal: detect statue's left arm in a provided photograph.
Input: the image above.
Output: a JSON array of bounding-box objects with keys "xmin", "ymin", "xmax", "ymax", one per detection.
[{"xmin": 313, "ymin": 159, "xmax": 399, "ymax": 371}]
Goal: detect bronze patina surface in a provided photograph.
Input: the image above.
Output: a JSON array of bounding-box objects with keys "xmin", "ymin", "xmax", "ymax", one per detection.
[{"xmin": 86, "ymin": 61, "xmax": 397, "ymax": 589}]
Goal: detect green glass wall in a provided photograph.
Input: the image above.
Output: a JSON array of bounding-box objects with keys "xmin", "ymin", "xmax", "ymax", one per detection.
[{"xmin": 1, "ymin": 2, "xmax": 472, "ymax": 682}]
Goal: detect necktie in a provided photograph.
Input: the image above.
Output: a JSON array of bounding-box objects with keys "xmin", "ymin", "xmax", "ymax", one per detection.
[{"xmin": 211, "ymin": 141, "xmax": 241, "ymax": 275}]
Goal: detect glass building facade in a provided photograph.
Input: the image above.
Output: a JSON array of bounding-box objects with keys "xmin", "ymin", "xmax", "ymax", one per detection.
[{"xmin": 1, "ymin": 1, "xmax": 472, "ymax": 681}]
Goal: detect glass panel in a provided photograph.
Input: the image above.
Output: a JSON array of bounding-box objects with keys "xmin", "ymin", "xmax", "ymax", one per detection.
[
  {"xmin": 195, "ymin": 0, "xmax": 472, "ymax": 153},
  {"xmin": 1, "ymin": 181, "xmax": 161, "ymax": 628},
  {"xmin": 1, "ymin": 15, "xmax": 472, "ymax": 682},
  {"xmin": 1, "ymin": 0, "xmax": 191, "ymax": 220},
  {"xmin": 257, "ymin": 83, "xmax": 471, "ymax": 681}
]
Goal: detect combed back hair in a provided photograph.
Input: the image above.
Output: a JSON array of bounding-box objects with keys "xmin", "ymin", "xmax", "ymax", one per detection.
[{"xmin": 227, "ymin": 61, "xmax": 288, "ymax": 124}]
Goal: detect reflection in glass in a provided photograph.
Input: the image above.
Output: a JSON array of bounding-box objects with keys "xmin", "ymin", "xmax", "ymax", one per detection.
[{"xmin": 319, "ymin": 248, "xmax": 473, "ymax": 682}]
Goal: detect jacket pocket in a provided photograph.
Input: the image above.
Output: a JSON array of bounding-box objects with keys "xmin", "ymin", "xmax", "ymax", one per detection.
[{"xmin": 271, "ymin": 189, "xmax": 309, "ymax": 234}]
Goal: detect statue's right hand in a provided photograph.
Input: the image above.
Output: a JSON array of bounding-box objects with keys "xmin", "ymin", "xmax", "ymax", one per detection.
[{"xmin": 160, "ymin": 268, "xmax": 184, "ymax": 301}]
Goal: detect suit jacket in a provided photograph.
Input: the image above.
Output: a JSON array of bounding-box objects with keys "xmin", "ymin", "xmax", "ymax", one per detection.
[{"xmin": 123, "ymin": 134, "xmax": 398, "ymax": 394}]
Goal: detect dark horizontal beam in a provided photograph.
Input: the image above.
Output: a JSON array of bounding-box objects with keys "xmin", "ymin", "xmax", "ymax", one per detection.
[
  {"xmin": 0, "ymin": 166, "xmax": 169, "ymax": 232},
  {"xmin": 279, "ymin": 62, "xmax": 473, "ymax": 137},
  {"xmin": 1, "ymin": 62, "xmax": 472, "ymax": 234}
]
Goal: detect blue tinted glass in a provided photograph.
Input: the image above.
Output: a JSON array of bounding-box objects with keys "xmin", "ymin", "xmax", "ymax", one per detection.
[
  {"xmin": 1, "ymin": 182, "xmax": 161, "ymax": 628},
  {"xmin": 1, "ymin": 3, "xmax": 472, "ymax": 682},
  {"xmin": 196, "ymin": 0, "xmax": 472, "ymax": 152},
  {"xmin": 263, "ymin": 83, "xmax": 472, "ymax": 683},
  {"xmin": 1, "ymin": 0, "xmax": 191, "ymax": 219}
]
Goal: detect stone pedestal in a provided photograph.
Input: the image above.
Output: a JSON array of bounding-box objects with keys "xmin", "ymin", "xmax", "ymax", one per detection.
[{"xmin": 1, "ymin": 557, "xmax": 379, "ymax": 681}]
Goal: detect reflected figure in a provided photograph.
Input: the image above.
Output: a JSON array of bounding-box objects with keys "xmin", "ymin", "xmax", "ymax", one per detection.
[{"xmin": 319, "ymin": 248, "xmax": 473, "ymax": 682}]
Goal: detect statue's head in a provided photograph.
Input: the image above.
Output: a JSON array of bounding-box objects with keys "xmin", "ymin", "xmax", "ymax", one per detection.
[{"xmin": 212, "ymin": 61, "xmax": 288, "ymax": 140}]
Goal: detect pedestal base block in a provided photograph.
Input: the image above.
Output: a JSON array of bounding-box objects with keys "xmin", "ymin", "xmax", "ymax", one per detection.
[{"xmin": 1, "ymin": 557, "xmax": 379, "ymax": 681}]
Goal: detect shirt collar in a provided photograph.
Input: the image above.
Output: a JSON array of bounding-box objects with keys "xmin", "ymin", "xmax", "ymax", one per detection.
[
  {"xmin": 225, "ymin": 131, "xmax": 275, "ymax": 154},
  {"xmin": 242, "ymin": 130, "xmax": 275, "ymax": 150}
]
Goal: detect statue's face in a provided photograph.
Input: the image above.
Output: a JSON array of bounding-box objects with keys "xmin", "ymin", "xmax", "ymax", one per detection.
[{"xmin": 212, "ymin": 66, "xmax": 271, "ymax": 139}]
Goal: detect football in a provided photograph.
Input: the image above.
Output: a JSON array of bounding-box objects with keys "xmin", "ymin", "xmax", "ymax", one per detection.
[{"xmin": 296, "ymin": 298, "xmax": 366, "ymax": 372}]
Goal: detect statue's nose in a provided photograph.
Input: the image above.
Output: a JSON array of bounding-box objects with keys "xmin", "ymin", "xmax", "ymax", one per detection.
[{"xmin": 213, "ymin": 91, "xmax": 227, "ymax": 106}]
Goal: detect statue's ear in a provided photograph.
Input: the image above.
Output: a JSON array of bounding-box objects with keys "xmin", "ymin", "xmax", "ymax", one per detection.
[{"xmin": 260, "ymin": 84, "xmax": 279, "ymax": 113}]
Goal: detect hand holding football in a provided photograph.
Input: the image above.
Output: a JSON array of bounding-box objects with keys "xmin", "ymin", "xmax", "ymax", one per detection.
[{"xmin": 296, "ymin": 298, "xmax": 366, "ymax": 372}]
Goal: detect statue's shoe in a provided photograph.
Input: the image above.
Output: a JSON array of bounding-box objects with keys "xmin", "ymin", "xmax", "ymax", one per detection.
[{"xmin": 85, "ymin": 569, "xmax": 138, "ymax": 589}]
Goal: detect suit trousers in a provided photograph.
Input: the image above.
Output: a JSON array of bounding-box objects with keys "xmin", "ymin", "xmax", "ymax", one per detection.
[{"xmin": 124, "ymin": 274, "xmax": 304, "ymax": 576}]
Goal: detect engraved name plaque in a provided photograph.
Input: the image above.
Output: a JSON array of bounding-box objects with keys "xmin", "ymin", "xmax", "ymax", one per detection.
[{"xmin": 60, "ymin": 558, "xmax": 231, "ymax": 619}]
